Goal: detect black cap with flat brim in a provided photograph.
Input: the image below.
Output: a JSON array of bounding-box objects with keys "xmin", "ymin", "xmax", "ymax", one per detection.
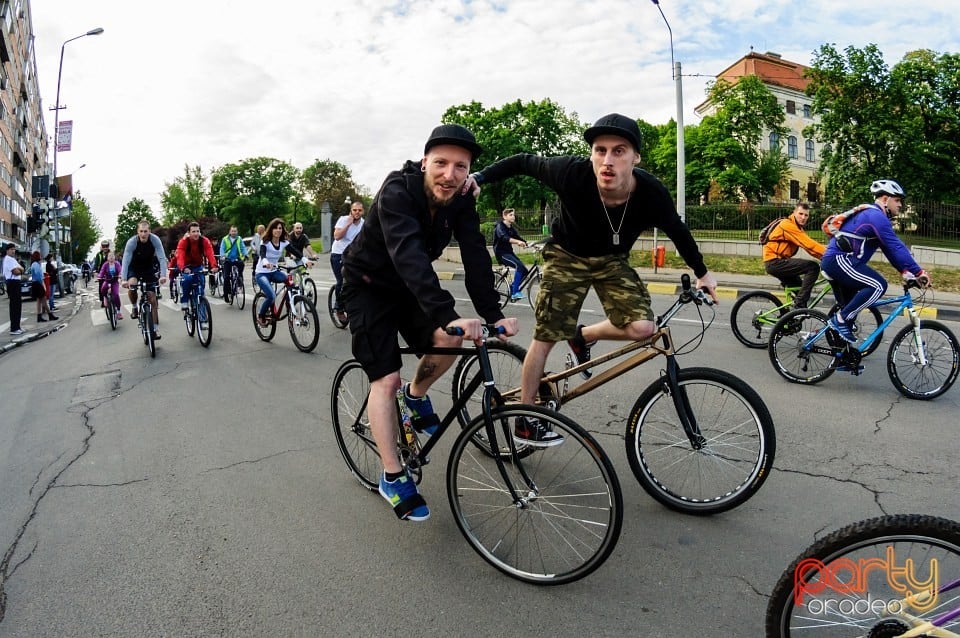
[
  {"xmin": 424, "ymin": 124, "xmax": 483, "ymax": 160},
  {"xmin": 584, "ymin": 113, "xmax": 642, "ymax": 152}
]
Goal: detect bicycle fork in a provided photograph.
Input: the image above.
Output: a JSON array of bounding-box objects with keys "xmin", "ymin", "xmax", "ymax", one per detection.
[
  {"xmin": 662, "ymin": 356, "xmax": 707, "ymax": 449},
  {"xmin": 907, "ymin": 309, "xmax": 931, "ymax": 367}
]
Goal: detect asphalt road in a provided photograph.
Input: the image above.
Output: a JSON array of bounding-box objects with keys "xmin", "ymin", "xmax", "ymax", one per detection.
[{"xmin": 1, "ymin": 276, "xmax": 957, "ymax": 637}]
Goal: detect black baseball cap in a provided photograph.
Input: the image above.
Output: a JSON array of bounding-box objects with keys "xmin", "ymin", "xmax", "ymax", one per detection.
[
  {"xmin": 423, "ymin": 124, "xmax": 483, "ymax": 160},
  {"xmin": 584, "ymin": 113, "xmax": 642, "ymax": 152}
]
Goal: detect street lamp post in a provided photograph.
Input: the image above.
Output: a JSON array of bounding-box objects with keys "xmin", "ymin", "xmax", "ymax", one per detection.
[
  {"xmin": 51, "ymin": 27, "xmax": 104, "ymax": 278},
  {"xmin": 651, "ymin": 1, "xmax": 684, "ymax": 223}
]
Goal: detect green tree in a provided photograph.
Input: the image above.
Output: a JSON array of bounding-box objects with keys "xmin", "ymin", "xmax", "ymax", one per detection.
[
  {"xmin": 68, "ymin": 193, "xmax": 102, "ymax": 263},
  {"xmin": 209, "ymin": 157, "xmax": 299, "ymax": 235},
  {"xmin": 160, "ymin": 164, "xmax": 211, "ymax": 225},
  {"xmin": 299, "ymin": 159, "xmax": 362, "ymax": 223},
  {"xmin": 442, "ymin": 98, "xmax": 587, "ymax": 216},
  {"xmin": 114, "ymin": 198, "xmax": 159, "ymax": 249}
]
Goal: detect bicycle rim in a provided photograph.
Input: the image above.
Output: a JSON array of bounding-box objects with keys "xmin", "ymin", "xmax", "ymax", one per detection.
[
  {"xmin": 730, "ymin": 291, "xmax": 785, "ymax": 348},
  {"xmin": 197, "ymin": 297, "xmax": 213, "ymax": 347},
  {"xmin": 331, "ymin": 360, "xmax": 380, "ymax": 490},
  {"xmin": 288, "ymin": 295, "xmax": 319, "ymax": 353},
  {"xmin": 447, "ymin": 405, "xmax": 623, "ymax": 585},
  {"xmin": 494, "ymin": 269, "xmax": 511, "ymax": 309},
  {"xmin": 886, "ymin": 321, "xmax": 960, "ymax": 400},
  {"xmin": 251, "ymin": 292, "xmax": 276, "ymax": 341},
  {"xmin": 526, "ymin": 272, "xmax": 540, "ymax": 311},
  {"xmin": 766, "ymin": 514, "xmax": 960, "ymax": 637},
  {"xmin": 328, "ymin": 286, "xmax": 347, "ymax": 329},
  {"xmin": 769, "ymin": 309, "xmax": 837, "ymax": 384},
  {"xmin": 626, "ymin": 367, "xmax": 775, "ymax": 515},
  {"xmin": 303, "ymin": 278, "xmax": 317, "ymax": 306}
]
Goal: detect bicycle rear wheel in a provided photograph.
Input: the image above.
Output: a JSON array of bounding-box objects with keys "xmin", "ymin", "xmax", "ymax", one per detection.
[
  {"xmin": 302, "ymin": 277, "xmax": 317, "ymax": 306},
  {"xmin": 331, "ymin": 359, "xmax": 379, "ymax": 490},
  {"xmin": 251, "ymin": 292, "xmax": 276, "ymax": 341},
  {"xmin": 328, "ymin": 286, "xmax": 348, "ymax": 329},
  {"xmin": 625, "ymin": 367, "xmax": 775, "ymax": 515},
  {"xmin": 526, "ymin": 271, "xmax": 540, "ymax": 311},
  {"xmin": 235, "ymin": 278, "xmax": 245, "ymax": 310},
  {"xmin": 886, "ymin": 320, "xmax": 960, "ymax": 400},
  {"xmin": 768, "ymin": 308, "xmax": 838, "ymax": 384},
  {"xmin": 197, "ymin": 297, "xmax": 213, "ymax": 347},
  {"xmin": 288, "ymin": 294, "xmax": 319, "ymax": 353},
  {"xmin": 447, "ymin": 405, "xmax": 623, "ymax": 585},
  {"xmin": 765, "ymin": 514, "xmax": 960, "ymax": 637},
  {"xmin": 493, "ymin": 268, "xmax": 511, "ymax": 309},
  {"xmin": 730, "ymin": 290, "xmax": 786, "ymax": 348}
]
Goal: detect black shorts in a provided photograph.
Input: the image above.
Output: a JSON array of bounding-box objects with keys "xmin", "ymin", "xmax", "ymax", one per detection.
[
  {"xmin": 128, "ymin": 268, "xmax": 159, "ymax": 285},
  {"xmin": 342, "ymin": 277, "xmax": 435, "ymax": 382}
]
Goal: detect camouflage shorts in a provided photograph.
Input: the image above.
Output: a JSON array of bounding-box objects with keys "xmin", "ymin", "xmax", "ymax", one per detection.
[{"xmin": 533, "ymin": 243, "xmax": 653, "ymax": 342}]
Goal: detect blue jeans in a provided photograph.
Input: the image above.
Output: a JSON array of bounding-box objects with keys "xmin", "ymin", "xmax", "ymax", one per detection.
[
  {"xmin": 330, "ymin": 253, "xmax": 345, "ymax": 310},
  {"xmin": 496, "ymin": 253, "xmax": 528, "ymax": 295},
  {"xmin": 180, "ymin": 271, "xmax": 206, "ymax": 305},
  {"xmin": 256, "ymin": 270, "xmax": 287, "ymax": 317}
]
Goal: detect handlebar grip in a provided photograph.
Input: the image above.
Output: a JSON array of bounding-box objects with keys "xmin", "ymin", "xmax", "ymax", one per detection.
[
  {"xmin": 445, "ymin": 324, "xmax": 506, "ymax": 338},
  {"xmin": 680, "ymin": 273, "xmax": 691, "ymax": 291}
]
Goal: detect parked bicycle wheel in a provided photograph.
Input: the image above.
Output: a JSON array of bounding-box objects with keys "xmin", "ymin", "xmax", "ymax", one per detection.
[
  {"xmin": 331, "ymin": 359, "xmax": 378, "ymax": 489},
  {"xmin": 730, "ymin": 291, "xmax": 787, "ymax": 348},
  {"xmin": 625, "ymin": 367, "xmax": 775, "ymax": 515},
  {"xmin": 768, "ymin": 308, "xmax": 838, "ymax": 385},
  {"xmin": 251, "ymin": 292, "xmax": 277, "ymax": 341},
  {"xmin": 886, "ymin": 320, "xmax": 960, "ymax": 400},
  {"xmin": 328, "ymin": 286, "xmax": 348, "ymax": 329},
  {"xmin": 448, "ymin": 404, "xmax": 623, "ymax": 585},
  {"xmin": 196, "ymin": 296, "xmax": 213, "ymax": 347},
  {"xmin": 288, "ymin": 294, "xmax": 319, "ymax": 353},
  {"xmin": 765, "ymin": 513, "xmax": 960, "ymax": 637}
]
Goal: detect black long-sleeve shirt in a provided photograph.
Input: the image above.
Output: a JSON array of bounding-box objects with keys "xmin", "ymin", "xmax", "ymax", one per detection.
[
  {"xmin": 475, "ymin": 154, "xmax": 707, "ymax": 277},
  {"xmin": 343, "ymin": 160, "xmax": 503, "ymax": 328}
]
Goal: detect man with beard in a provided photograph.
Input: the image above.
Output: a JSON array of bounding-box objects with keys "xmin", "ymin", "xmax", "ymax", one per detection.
[{"xmin": 341, "ymin": 124, "xmax": 518, "ymax": 522}]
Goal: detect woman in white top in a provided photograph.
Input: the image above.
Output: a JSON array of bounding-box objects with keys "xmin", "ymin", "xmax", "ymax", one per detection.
[
  {"xmin": 254, "ymin": 218, "xmax": 304, "ymax": 324},
  {"xmin": 330, "ymin": 201, "xmax": 365, "ymax": 320}
]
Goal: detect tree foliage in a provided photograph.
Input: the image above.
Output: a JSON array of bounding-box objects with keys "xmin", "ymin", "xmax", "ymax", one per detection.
[
  {"xmin": 114, "ymin": 198, "xmax": 159, "ymax": 249},
  {"xmin": 299, "ymin": 159, "xmax": 363, "ymax": 223},
  {"xmin": 209, "ymin": 157, "xmax": 299, "ymax": 235},
  {"xmin": 160, "ymin": 164, "xmax": 212, "ymax": 225},
  {"xmin": 68, "ymin": 193, "xmax": 102, "ymax": 263}
]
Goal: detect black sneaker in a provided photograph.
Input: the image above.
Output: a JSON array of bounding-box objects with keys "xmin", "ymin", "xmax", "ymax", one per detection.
[
  {"xmin": 514, "ymin": 416, "xmax": 565, "ymax": 447},
  {"xmin": 567, "ymin": 324, "xmax": 596, "ymax": 379}
]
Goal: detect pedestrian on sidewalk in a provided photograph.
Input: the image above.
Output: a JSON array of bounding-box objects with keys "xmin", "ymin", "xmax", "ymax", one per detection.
[
  {"xmin": 45, "ymin": 253, "xmax": 59, "ymax": 311},
  {"xmin": 3, "ymin": 243, "xmax": 24, "ymax": 335},
  {"xmin": 30, "ymin": 251, "xmax": 57, "ymax": 323}
]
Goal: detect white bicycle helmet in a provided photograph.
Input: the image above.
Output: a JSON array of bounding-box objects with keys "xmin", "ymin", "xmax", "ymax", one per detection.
[{"xmin": 870, "ymin": 179, "xmax": 906, "ymax": 198}]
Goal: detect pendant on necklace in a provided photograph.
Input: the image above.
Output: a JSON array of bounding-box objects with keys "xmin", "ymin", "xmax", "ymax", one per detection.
[{"xmin": 612, "ymin": 233, "xmax": 620, "ymax": 246}]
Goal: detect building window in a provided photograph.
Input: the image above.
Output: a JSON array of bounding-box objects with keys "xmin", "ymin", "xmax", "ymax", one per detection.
[
  {"xmin": 790, "ymin": 180, "xmax": 800, "ymax": 200},
  {"xmin": 785, "ymin": 100, "xmax": 796, "ymax": 114},
  {"xmin": 769, "ymin": 132, "xmax": 780, "ymax": 151},
  {"xmin": 805, "ymin": 139, "xmax": 815, "ymax": 162},
  {"xmin": 807, "ymin": 182, "xmax": 818, "ymax": 202},
  {"xmin": 803, "ymin": 104, "xmax": 811, "ymax": 118},
  {"xmin": 788, "ymin": 136, "xmax": 798, "ymax": 159}
]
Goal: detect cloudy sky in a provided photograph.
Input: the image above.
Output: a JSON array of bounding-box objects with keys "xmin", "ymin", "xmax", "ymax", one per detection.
[{"xmin": 30, "ymin": 1, "xmax": 959, "ymax": 242}]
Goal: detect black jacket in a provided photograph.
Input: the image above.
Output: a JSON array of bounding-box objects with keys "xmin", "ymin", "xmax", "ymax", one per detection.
[{"xmin": 343, "ymin": 160, "xmax": 503, "ymax": 328}]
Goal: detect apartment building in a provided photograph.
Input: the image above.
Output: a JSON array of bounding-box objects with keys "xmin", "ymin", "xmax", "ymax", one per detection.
[
  {"xmin": 695, "ymin": 50, "xmax": 822, "ymax": 204},
  {"xmin": 0, "ymin": 0, "xmax": 48, "ymax": 249}
]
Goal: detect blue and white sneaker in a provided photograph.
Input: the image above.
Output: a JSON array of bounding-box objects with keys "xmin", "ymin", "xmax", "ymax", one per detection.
[
  {"xmin": 827, "ymin": 316, "xmax": 857, "ymax": 343},
  {"xmin": 403, "ymin": 383, "xmax": 439, "ymax": 436},
  {"xmin": 510, "ymin": 291, "xmax": 525, "ymax": 301},
  {"xmin": 379, "ymin": 471, "xmax": 430, "ymax": 521}
]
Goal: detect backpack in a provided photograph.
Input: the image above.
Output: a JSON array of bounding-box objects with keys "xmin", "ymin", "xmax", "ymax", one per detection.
[
  {"xmin": 821, "ymin": 204, "xmax": 872, "ymax": 238},
  {"xmin": 758, "ymin": 218, "xmax": 786, "ymax": 245}
]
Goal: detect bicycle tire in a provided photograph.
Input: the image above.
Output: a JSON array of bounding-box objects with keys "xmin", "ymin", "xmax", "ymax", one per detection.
[
  {"xmin": 730, "ymin": 290, "xmax": 787, "ymax": 348},
  {"xmin": 328, "ymin": 286, "xmax": 348, "ymax": 329},
  {"xmin": 106, "ymin": 300, "xmax": 117, "ymax": 331},
  {"xmin": 526, "ymin": 271, "xmax": 540, "ymax": 311},
  {"xmin": 251, "ymin": 292, "xmax": 277, "ymax": 341},
  {"xmin": 197, "ymin": 296, "xmax": 213, "ymax": 347},
  {"xmin": 765, "ymin": 513, "xmax": 960, "ymax": 637},
  {"xmin": 450, "ymin": 339, "xmax": 541, "ymax": 459},
  {"xmin": 447, "ymin": 404, "xmax": 623, "ymax": 585},
  {"xmin": 235, "ymin": 278, "xmax": 245, "ymax": 310},
  {"xmin": 288, "ymin": 294, "xmax": 320, "ymax": 353},
  {"xmin": 185, "ymin": 301, "xmax": 197, "ymax": 336},
  {"xmin": 493, "ymin": 269, "xmax": 511, "ymax": 309},
  {"xmin": 302, "ymin": 277, "xmax": 317, "ymax": 306},
  {"xmin": 145, "ymin": 307, "xmax": 156, "ymax": 358},
  {"xmin": 886, "ymin": 320, "xmax": 960, "ymax": 400},
  {"xmin": 769, "ymin": 308, "xmax": 838, "ymax": 385},
  {"xmin": 331, "ymin": 359, "xmax": 379, "ymax": 490},
  {"xmin": 827, "ymin": 303, "xmax": 884, "ymax": 358},
  {"xmin": 625, "ymin": 367, "xmax": 775, "ymax": 515}
]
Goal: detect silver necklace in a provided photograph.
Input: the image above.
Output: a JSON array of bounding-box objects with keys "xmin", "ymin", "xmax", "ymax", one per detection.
[{"xmin": 597, "ymin": 184, "xmax": 630, "ymax": 246}]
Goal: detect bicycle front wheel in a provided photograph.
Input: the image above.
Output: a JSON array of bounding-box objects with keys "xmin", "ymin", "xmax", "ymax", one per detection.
[
  {"xmin": 251, "ymin": 292, "xmax": 276, "ymax": 341},
  {"xmin": 768, "ymin": 308, "xmax": 838, "ymax": 384},
  {"xmin": 886, "ymin": 320, "xmax": 960, "ymax": 400},
  {"xmin": 106, "ymin": 302, "xmax": 117, "ymax": 330},
  {"xmin": 625, "ymin": 367, "xmax": 775, "ymax": 515},
  {"xmin": 447, "ymin": 405, "xmax": 623, "ymax": 585},
  {"xmin": 288, "ymin": 294, "xmax": 320, "ymax": 353},
  {"xmin": 493, "ymin": 269, "xmax": 511, "ymax": 309},
  {"xmin": 145, "ymin": 307, "xmax": 156, "ymax": 358},
  {"xmin": 331, "ymin": 359, "xmax": 379, "ymax": 490},
  {"xmin": 765, "ymin": 514, "xmax": 960, "ymax": 637},
  {"xmin": 235, "ymin": 278, "xmax": 245, "ymax": 310},
  {"xmin": 526, "ymin": 271, "xmax": 541, "ymax": 311},
  {"xmin": 328, "ymin": 286, "xmax": 348, "ymax": 329},
  {"xmin": 197, "ymin": 297, "xmax": 213, "ymax": 347},
  {"xmin": 302, "ymin": 277, "xmax": 317, "ymax": 306},
  {"xmin": 730, "ymin": 290, "xmax": 786, "ymax": 348}
]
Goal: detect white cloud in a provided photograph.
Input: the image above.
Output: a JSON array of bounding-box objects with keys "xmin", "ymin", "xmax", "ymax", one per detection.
[{"xmin": 30, "ymin": 0, "xmax": 960, "ymax": 243}]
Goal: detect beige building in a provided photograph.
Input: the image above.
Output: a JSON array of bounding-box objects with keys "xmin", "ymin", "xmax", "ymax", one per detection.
[
  {"xmin": 696, "ymin": 51, "xmax": 822, "ymax": 204},
  {"xmin": 0, "ymin": 0, "xmax": 48, "ymax": 249}
]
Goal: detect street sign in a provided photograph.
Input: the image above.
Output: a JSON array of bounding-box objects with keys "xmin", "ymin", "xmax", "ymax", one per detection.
[{"xmin": 57, "ymin": 120, "xmax": 73, "ymax": 152}]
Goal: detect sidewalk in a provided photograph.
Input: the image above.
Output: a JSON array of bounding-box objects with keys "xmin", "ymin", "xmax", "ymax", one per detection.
[
  {"xmin": 0, "ymin": 291, "xmax": 84, "ymax": 355},
  {"xmin": 433, "ymin": 260, "xmax": 960, "ymax": 321}
]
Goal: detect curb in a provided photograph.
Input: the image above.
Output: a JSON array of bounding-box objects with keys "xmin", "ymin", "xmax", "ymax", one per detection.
[{"xmin": 0, "ymin": 294, "xmax": 83, "ymax": 356}]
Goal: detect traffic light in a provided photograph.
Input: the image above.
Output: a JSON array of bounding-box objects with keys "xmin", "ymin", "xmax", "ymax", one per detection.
[{"xmin": 27, "ymin": 204, "xmax": 42, "ymax": 233}]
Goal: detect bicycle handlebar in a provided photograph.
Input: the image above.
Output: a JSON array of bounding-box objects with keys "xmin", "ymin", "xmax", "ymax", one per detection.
[
  {"xmin": 679, "ymin": 273, "xmax": 714, "ymax": 306},
  {"xmin": 445, "ymin": 324, "xmax": 507, "ymax": 339}
]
